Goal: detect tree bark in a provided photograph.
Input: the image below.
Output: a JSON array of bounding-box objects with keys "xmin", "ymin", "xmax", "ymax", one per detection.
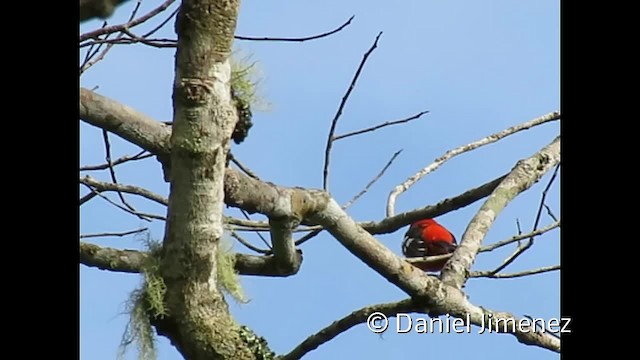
[{"xmin": 148, "ymin": 1, "xmax": 273, "ymax": 359}]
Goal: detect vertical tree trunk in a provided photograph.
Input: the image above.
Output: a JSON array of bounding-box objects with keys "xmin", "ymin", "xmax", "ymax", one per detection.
[{"xmin": 151, "ymin": 1, "xmax": 268, "ymax": 359}]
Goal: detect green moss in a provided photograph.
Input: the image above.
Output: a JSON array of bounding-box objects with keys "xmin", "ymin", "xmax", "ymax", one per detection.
[
  {"xmin": 230, "ymin": 53, "xmax": 269, "ymax": 144},
  {"xmin": 216, "ymin": 236, "xmax": 248, "ymax": 304},
  {"xmin": 118, "ymin": 236, "xmax": 167, "ymax": 360}
]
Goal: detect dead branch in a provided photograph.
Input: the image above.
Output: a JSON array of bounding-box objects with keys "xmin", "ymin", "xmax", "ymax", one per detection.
[
  {"xmin": 80, "ymin": 89, "xmax": 560, "ymax": 351},
  {"xmin": 80, "ymin": 241, "xmax": 302, "ymax": 277},
  {"xmin": 228, "ymin": 153, "xmax": 260, "ymax": 180},
  {"xmin": 80, "ymin": 150, "xmax": 152, "ymax": 171},
  {"xmin": 228, "ymin": 231, "xmax": 270, "ymax": 254},
  {"xmin": 386, "ymin": 111, "xmax": 561, "ymax": 217},
  {"xmin": 470, "ymin": 265, "xmax": 560, "ymax": 279},
  {"xmin": 343, "ymin": 149, "xmax": 402, "ymax": 209},
  {"xmin": 440, "ymin": 135, "xmax": 561, "ymax": 290},
  {"xmin": 480, "ymin": 220, "xmax": 560, "ymax": 253},
  {"xmin": 235, "ymin": 15, "xmax": 355, "ymax": 42},
  {"xmin": 487, "ymin": 163, "xmax": 561, "ymax": 275},
  {"xmin": 334, "ymin": 111, "xmax": 429, "ymax": 141},
  {"xmin": 80, "ymin": 175, "xmax": 168, "ymax": 206},
  {"xmin": 80, "ymin": 228, "xmax": 148, "ymax": 239},
  {"xmin": 80, "ymin": 1, "xmax": 144, "ymax": 73},
  {"xmin": 322, "ymin": 32, "xmax": 383, "ymax": 191},
  {"xmin": 280, "ymin": 299, "xmax": 418, "ymax": 360},
  {"xmin": 80, "ymin": 0, "xmax": 176, "ymax": 41},
  {"xmin": 83, "ymin": 185, "xmax": 164, "ymax": 221}
]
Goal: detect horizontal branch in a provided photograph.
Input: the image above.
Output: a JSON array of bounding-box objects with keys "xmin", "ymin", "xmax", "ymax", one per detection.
[
  {"xmin": 80, "ymin": 88, "xmax": 172, "ymax": 157},
  {"xmin": 470, "ymin": 265, "xmax": 560, "ymax": 279},
  {"xmin": 235, "ymin": 15, "xmax": 354, "ymax": 42},
  {"xmin": 387, "ymin": 111, "xmax": 561, "ymax": 217},
  {"xmin": 80, "ymin": 242, "xmax": 146, "ymax": 273},
  {"xmin": 80, "ymin": 227, "xmax": 148, "ymax": 239},
  {"xmin": 80, "ymin": 242, "xmax": 302, "ymax": 277},
  {"xmin": 480, "ymin": 221, "xmax": 560, "ymax": 253},
  {"xmin": 333, "ymin": 110, "xmax": 428, "ymax": 141},
  {"xmin": 80, "ymin": 175, "xmax": 168, "ymax": 206}
]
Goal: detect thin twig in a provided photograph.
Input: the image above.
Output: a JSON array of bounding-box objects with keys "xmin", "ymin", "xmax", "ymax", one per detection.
[
  {"xmin": 228, "ymin": 231, "xmax": 270, "ymax": 254},
  {"xmin": 80, "ymin": 1, "xmax": 144, "ymax": 74},
  {"xmin": 142, "ymin": 6, "xmax": 179, "ymax": 38},
  {"xmin": 102, "ymin": 130, "xmax": 136, "ymax": 212},
  {"xmin": 516, "ymin": 218, "xmax": 522, "ymax": 235},
  {"xmin": 235, "ymin": 15, "xmax": 354, "ymax": 42},
  {"xmin": 80, "ymin": 176, "xmax": 168, "ymax": 206},
  {"xmin": 80, "ymin": 228, "xmax": 148, "ymax": 239},
  {"xmin": 80, "ymin": 150, "xmax": 152, "ymax": 171},
  {"xmin": 488, "ymin": 163, "xmax": 561, "ymax": 275},
  {"xmin": 470, "ymin": 265, "xmax": 560, "ymax": 279},
  {"xmin": 81, "ymin": 21, "xmax": 107, "ymax": 69},
  {"xmin": 334, "ymin": 111, "xmax": 429, "ymax": 141},
  {"xmin": 479, "ymin": 221, "xmax": 560, "ymax": 253},
  {"xmin": 343, "ymin": 149, "xmax": 402, "ymax": 209},
  {"xmin": 82, "ymin": 185, "xmax": 164, "ymax": 221},
  {"xmin": 228, "ymin": 153, "xmax": 260, "ymax": 180},
  {"xmin": 79, "ymin": 0, "xmax": 176, "ymax": 42},
  {"xmin": 240, "ymin": 209, "xmax": 272, "ymax": 249},
  {"xmin": 280, "ymin": 299, "xmax": 417, "ymax": 360},
  {"xmin": 323, "ymin": 32, "xmax": 383, "ymax": 191},
  {"xmin": 294, "ymin": 229, "xmax": 323, "ymax": 247},
  {"xmin": 80, "ymin": 191, "xmax": 101, "ymax": 206},
  {"xmin": 386, "ymin": 111, "xmax": 561, "ymax": 217},
  {"xmin": 80, "ymin": 37, "xmax": 177, "ymax": 49},
  {"xmin": 544, "ymin": 204, "xmax": 558, "ymax": 222}
]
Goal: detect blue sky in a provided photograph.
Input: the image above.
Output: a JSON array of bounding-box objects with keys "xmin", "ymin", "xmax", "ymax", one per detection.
[{"xmin": 80, "ymin": 1, "xmax": 560, "ymax": 359}]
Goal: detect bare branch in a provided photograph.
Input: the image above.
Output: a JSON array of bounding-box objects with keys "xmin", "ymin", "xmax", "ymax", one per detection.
[
  {"xmin": 80, "ymin": 150, "xmax": 152, "ymax": 171},
  {"xmin": 80, "ymin": 0, "xmax": 177, "ymax": 41},
  {"xmin": 235, "ymin": 15, "xmax": 354, "ymax": 42},
  {"xmin": 488, "ymin": 163, "xmax": 561, "ymax": 275},
  {"xmin": 544, "ymin": 204, "xmax": 558, "ymax": 222},
  {"xmin": 323, "ymin": 32, "xmax": 383, "ymax": 191},
  {"xmin": 334, "ymin": 111, "xmax": 429, "ymax": 141},
  {"xmin": 80, "ymin": 88, "xmax": 172, "ymax": 157},
  {"xmin": 280, "ymin": 299, "xmax": 417, "ymax": 360},
  {"xmin": 470, "ymin": 265, "xmax": 560, "ymax": 279},
  {"xmin": 142, "ymin": 7, "xmax": 179, "ymax": 38},
  {"xmin": 386, "ymin": 111, "xmax": 561, "ymax": 216},
  {"xmin": 228, "ymin": 153, "xmax": 260, "ymax": 180},
  {"xmin": 80, "ymin": 191, "xmax": 101, "ymax": 206},
  {"xmin": 228, "ymin": 231, "xmax": 270, "ymax": 254},
  {"xmin": 80, "ymin": 227, "xmax": 148, "ymax": 239},
  {"xmin": 343, "ymin": 149, "xmax": 402, "ymax": 209},
  {"xmin": 83, "ymin": 186, "xmax": 164, "ymax": 221},
  {"xmin": 293, "ymin": 229, "xmax": 323, "ymax": 247},
  {"xmin": 238, "ymin": 209, "xmax": 272, "ymax": 249},
  {"xmin": 80, "ymin": 1, "xmax": 143, "ymax": 73},
  {"xmin": 440, "ymin": 135, "xmax": 561, "ymax": 289},
  {"xmin": 80, "ymin": 175, "xmax": 168, "ymax": 206},
  {"xmin": 80, "ymin": 242, "xmax": 301, "ymax": 277},
  {"xmin": 101, "ymin": 130, "xmax": 138, "ymax": 212},
  {"xmin": 479, "ymin": 220, "xmax": 560, "ymax": 253},
  {"xmin": 80, "ymin": 241, "xmax": 146, "ymax": 273},
  {"xmin": 362, "ymin": 173, "xmax": 507, "ymax": 235}
]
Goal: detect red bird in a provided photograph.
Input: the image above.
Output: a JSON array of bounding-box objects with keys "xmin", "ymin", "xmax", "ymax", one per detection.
[{"xmin": 402, "ymin": 218, "xmax": 457, "ymax": 272}]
